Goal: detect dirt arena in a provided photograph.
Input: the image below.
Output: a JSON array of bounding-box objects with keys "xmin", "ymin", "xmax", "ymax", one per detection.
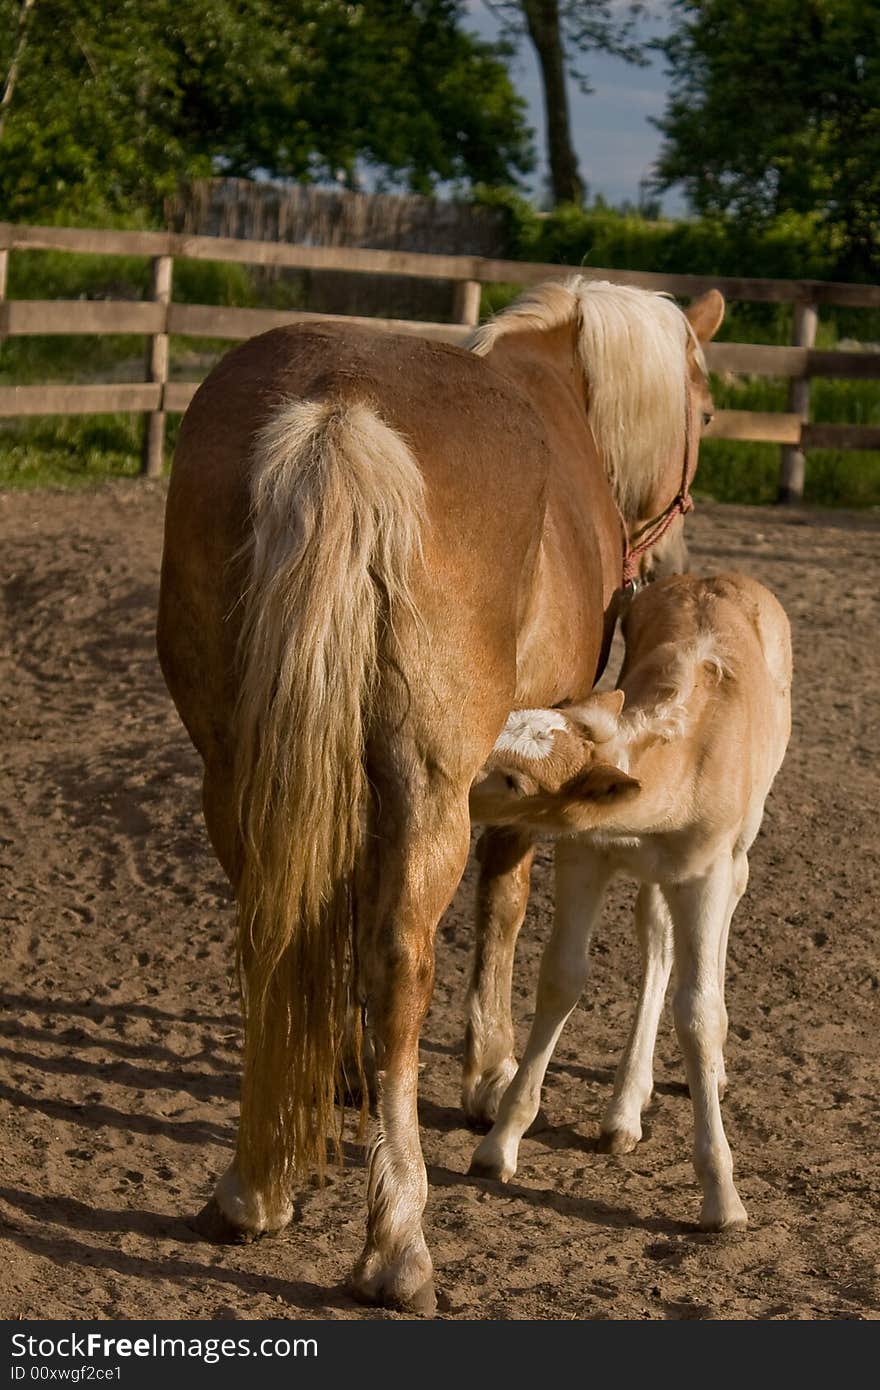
[{"xmin": 1, "ymin": 482, "xmax": 877, "ymax": 1320}]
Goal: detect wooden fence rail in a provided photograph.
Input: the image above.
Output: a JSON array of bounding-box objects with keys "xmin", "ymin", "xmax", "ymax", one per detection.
[{"xmin": 1, "ymin": 221, "xmax": 879, "ymax": 492}]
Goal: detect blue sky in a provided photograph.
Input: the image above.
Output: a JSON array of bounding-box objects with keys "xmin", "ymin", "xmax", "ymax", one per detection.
[{"xmin": 464, "ymin": 2, "xmax": 686, "ymax": 214}]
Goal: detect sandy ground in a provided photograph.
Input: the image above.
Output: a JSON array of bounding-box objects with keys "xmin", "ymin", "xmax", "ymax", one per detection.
[{"xmin": 0, "ymin": 483, "xmax": 878, "ymax": 1321}]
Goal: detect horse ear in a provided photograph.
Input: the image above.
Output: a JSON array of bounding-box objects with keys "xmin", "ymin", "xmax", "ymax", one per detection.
[
  {"xmin": 563, "ymin": 762, "xmax": 640, "ymax": 802},
  {"xmin": 685, "ymin": 289, "xmax": 725, "ymax": 343}
]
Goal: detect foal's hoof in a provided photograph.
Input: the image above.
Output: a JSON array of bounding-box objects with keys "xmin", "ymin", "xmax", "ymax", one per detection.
[
  {"xmin": 699, "ymin": 1194, "xmax": 748, "ymax": 1233},
  {"xmin": 191, "ymin": 1195, "xmax": 259, "ymax": 1245},
  {"xmin": 467, "ymin": 1141, "xmax": 515, "ymax": 1184},
  {"xmin": 597, "ymin": 1125, "xmax": 641, "ymax": 1155}
]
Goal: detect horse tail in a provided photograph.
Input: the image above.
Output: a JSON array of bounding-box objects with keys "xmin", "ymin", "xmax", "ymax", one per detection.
[{"xmin": 233, "ymin": 398, "xmax": 425, "ymax": 1208}]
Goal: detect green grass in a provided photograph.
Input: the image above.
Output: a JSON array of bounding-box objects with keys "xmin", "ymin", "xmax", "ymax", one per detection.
[
  {"xmin": 693, "ymin": 439, "xmax": 880, "ymax": 508},
  {"xmin": 0, "ymin": 414, "xmax": 182, "ymax": 488},
  {"xmin": 697, "ymin": 372, "xmax": 880, "ymax": 507}
]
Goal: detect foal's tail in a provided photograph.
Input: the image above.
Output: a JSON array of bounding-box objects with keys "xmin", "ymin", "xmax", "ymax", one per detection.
[{"xmin": 233, "ymin": 398, "xmax": 425, "ymax": 1208}]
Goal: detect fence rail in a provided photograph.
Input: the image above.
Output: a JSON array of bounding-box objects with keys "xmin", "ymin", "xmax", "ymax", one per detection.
[{"xmin": 1, "ymin": 221, "xmax": 879, "ymax": 489}]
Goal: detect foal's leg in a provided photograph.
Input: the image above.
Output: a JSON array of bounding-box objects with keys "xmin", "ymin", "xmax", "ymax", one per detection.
[
  {"xmin": 716, "ymin": 850, "xmax": 749, "ymax": 1101},
  {"xmin": 351, "ymin": 782, "xmax": 472, "ymax": 1315},
  {"xmin": 599, "ymin": 882, "xmax": 673, "ymax": 1153},
  {"xmin": 462, "ymin": 827, "xmax": 535, "ymax": 1125},
  {"xmin": 665, "ymin": 857, "xmax": 747, "ymax": 1231},
  {"xmin": 469, "ymin": 843, "xmax": 612, "ymax": 1182}
]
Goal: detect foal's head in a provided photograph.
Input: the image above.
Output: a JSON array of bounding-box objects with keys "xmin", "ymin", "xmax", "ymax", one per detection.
[{"xmin": 469, "ymin": 691, "xmax": 639, "ymax": 833}]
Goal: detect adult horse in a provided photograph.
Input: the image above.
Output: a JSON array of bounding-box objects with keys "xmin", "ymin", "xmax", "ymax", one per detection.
[{"xmin": 157, "ymin": 276, "xmax": 724, "ymax": 1313}]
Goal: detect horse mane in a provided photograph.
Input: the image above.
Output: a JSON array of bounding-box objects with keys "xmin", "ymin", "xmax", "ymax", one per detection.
[{"xmin": 469, "ymin": 276, "xmax": 704, "ymax": 519}]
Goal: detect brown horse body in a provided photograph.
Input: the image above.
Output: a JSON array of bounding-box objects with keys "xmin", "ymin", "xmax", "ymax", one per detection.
[{"xmin": 157, "ymin": 278, "xmax": 723, "ymax": 1312}]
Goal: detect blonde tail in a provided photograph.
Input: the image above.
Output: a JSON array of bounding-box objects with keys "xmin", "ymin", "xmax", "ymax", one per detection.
[{"xmin": 233, "ymin": 398, "xmax": 425, "ymax": 1209}]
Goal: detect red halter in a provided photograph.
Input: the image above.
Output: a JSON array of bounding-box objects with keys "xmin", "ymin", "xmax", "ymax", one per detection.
[
  {"xmin": 621, "ymin": 488, "xmax": 694, "ymax": 586},
  {"xmin": 620, "ymin": 409, "xmax": 696, "ymax": 587}
]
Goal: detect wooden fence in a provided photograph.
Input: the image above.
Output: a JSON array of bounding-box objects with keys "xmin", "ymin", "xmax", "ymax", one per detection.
[{"xmin": 1, "ymin": 221, "xmax": 879, "ymax": 495}]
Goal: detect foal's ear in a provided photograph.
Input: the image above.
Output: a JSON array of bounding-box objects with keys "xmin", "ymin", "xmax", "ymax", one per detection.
[
  {"xmin": 565, "ymin": 689, "xmax": 624, "ymax": 740},
  {"xmin": 563, "ymin": 762, "xmax": 640, "ymax": 802},
  {"xmin": 578, "ymin": 689, "xmax": 625, "ymax": 719},
  {"xmin": 685, "ymin": 288, "xmax": 725, "ymax": 343}
]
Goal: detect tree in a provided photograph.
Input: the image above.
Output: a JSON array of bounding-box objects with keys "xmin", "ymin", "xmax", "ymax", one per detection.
[
  {"xmin": 485, "ymin": 1, "xmax": 646, "ymax": 206},
  {"xmin": 0, "ymin": 0, "xmax": 534, "ymax": 223},
  {"xmin": 653, "ymin": 0, "xmax": 880, "ymax": 278}
]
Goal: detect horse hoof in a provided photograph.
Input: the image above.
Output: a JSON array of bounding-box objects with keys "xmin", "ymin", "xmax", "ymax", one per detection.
[
  {"xmin": 350, "ymin": 1275, "xmax": 437, "ymax": 1317},
  {"xmin": 597, "ymin": 1126, "xmax": 640, "ymax": 1155},
  {"xmin": 191, "ymin": 1193, "xmax": 292, "ymax": 1245},
  {"xmin": 191, "ymin": 1196, "xmax": 257, "ymax": 1245},
  {"xmin": 350, "ymin": 1250, "xmax": 437, "ymax": 1316}
]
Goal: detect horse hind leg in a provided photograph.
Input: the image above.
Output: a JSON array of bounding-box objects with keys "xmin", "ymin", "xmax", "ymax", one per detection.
[
  {"xmin": 193, "ymin": 759, "xmax": 297, "ymax": 1245},
  {"xmin": 462, "ymin": 827, "xmax": 535, "ymax": 1127},
  {"xmin": 599, "ymin": 882, "xmax": 673, "ymax": 1153},
  {"xmin": 351, "ymin": 768, "xmax": 473, "ymax": 1315}
]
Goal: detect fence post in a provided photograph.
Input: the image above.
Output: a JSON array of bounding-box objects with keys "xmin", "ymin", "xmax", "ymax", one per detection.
[
  {"xmin": 452, "ymin": 279, "xmax": 481, "ymax": 329},
  {"xmin": 0, "ymin": 241, "xmax": 8, "ymax": 343},
  {"xmin": 778, "ymin": 299, "xmax": 818, "ymax": 503},
  {"xmin": 141, "ymin": 253, "xmax": 173, "ymax": 478}
]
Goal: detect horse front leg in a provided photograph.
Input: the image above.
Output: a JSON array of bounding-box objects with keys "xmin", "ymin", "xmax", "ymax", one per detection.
[
  {"xmin": 462, "ymin": 827, "xmax": 535, "ymax": 1126},
  {"xmin": 351, "ymin": 784, "xmax": 472, "ymax": 1315}
]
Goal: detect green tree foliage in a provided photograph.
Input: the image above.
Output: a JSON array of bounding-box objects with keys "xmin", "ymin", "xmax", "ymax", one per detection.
[
  {"xmin": 0, "ymin": 0, "xmax": 534, "ymax": 223},
  {"xmin": 653, "ymin": 0, "xmax": 880, "ymax": 277}
]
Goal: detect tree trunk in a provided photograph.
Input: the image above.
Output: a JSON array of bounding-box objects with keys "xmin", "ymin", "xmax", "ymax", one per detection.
[
  {"xmin": 522, "ymin": 0, "xmax": 584, "ymax": 205},
  {"xmin": 0, "ymin": 0, "xmax": 38, "ymax": 144}
]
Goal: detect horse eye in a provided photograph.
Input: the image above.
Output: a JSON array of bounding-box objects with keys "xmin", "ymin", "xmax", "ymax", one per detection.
[
  {"xmin": 702, "ymin": 410, "xmax": 714, "ymax": 429},
  {"xmin": 505, "ymin": 775, "xmax": 518, "ymax": 791}
]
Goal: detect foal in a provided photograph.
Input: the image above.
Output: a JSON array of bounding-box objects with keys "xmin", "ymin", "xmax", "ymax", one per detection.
[{"xmin": 468, "ymin": 572, "xmax": 792, "ymax": 1231}]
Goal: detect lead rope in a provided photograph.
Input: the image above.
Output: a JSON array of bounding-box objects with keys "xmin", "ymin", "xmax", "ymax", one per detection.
[{"xmin": 621, "ymin": 489, "xmax": 694, "ymax": 586}]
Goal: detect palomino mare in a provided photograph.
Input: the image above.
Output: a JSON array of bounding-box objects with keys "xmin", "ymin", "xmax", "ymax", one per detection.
[{"xmin": 157, "ymin": 276, "xmax": 724, "ymax": 1313}]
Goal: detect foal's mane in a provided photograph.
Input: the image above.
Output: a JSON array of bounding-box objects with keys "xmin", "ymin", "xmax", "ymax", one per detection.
[
  {"xmin": 469, "ymin": 276, "xmax": 702, "ymax": 519},
  {"xmin": 618, "ymin": 632, "xmax": 729, "ymax": 751}
]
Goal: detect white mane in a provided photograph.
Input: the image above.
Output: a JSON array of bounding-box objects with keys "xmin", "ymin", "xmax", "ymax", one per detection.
[{"xmin": 468, "ymin": 276, "xmax": 700, "ymax": 520}]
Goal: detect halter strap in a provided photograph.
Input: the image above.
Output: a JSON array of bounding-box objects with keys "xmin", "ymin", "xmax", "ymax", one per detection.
[
  {"xmin": 619, "ymin": 409, "xmax": 695, "ymax": 587},
  {"xmin": 621, "ymin": 489, "xmax": 693, "ymax": 585}
]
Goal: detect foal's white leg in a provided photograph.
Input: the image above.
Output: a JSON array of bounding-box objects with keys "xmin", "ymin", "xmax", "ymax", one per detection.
[
  {"xmin": 665, "ymin": 857, "xmax": 747, "ymax": 1231},
  {"xmin": 469, "ymin": 842, "xmax": 612, "ymax": 1182},
  {"xmin": 716, "ymin": 851, "xmax": 749, "ymax": 1101},
  {"xmin": 599, "ymin": 883, "xmax": 673, "ymax": 1153}
]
